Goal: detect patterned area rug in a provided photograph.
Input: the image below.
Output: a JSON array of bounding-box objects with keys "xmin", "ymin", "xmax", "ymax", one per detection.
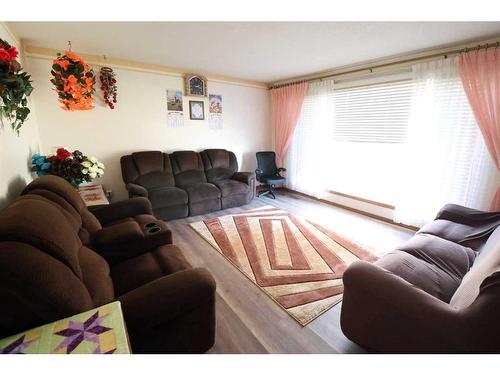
[{"xmin": 189, "ymin": 206, "xmax": 379, "ymax": 325}]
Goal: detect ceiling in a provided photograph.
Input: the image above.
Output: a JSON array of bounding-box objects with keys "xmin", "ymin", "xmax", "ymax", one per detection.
[{"xmin": 9, "ymin": 22, "xmax": 500, "ymax": 83}]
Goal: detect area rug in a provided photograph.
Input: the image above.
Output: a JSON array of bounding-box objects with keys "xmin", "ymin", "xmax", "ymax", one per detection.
[{"xmin": 189, "ymin": 206, "xmax": 379, "ymax": 325}]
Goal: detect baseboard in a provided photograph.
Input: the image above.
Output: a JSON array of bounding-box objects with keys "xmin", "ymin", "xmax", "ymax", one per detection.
[{"xmin": 282, "ymin": 188, "xmax": 419, "ymax": 232}]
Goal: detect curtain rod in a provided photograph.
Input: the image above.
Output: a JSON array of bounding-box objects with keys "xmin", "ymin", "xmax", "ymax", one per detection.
[{"xmin": 270, "ymin": 40, "xmax": 500, "ymax": 90}]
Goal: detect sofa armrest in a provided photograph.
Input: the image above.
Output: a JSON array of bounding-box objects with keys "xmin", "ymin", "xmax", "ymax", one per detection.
[
  {"xmin": 435, "ymin": 204, "xmax": 500, "ymax": 224},
  {"xmin": 232, "ymin": 171, "xmax": 256, "ymax": 185},
  {"xmin": 125, "ymin": 183, "xmax": 148, "ymax": 198},
  {"xmin": 341, "ymin": 261, "xmax": 463, "ymax": 353},
  {"xmin": 91, "ymin": 197, "xmax": 153, "ymax": 226},
  {"xmin": 118, "ymin": 267, "xmax": 216, "ymax": 332},
  {"xmin": 92, "ymin": 228, "xmax": 172, "ymax": 265}
]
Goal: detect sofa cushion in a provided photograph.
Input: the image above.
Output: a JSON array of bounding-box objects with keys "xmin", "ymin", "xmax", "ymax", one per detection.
[
  {"xmin": 214, "ymin": 179, "xmax": 250, "ymax": 197},
  {"xmin": 136, "ymin": 172, "xmax": 175, "ymax": 190},
  {"xmin": 0, "ymin": 242, "xmax": 95, "ymax": 337},
  {"xmin": 21, "ymin": 175, "xmax": 102, "ymax": 241},
  {"xmin": 181, "ymin": 182, "xmax": 221, "ymax": 203},
  {"xmin": 22, "ymin": 175, "xmax": 87, "ymax": 213},
  {"xmin": 121, "ymin": 152, "xmax": 174, "ymax": 185},
  {"xmin": 377, "ymin": 233, "xmax": 476, "ymax": 302},
  {"xmin": 78, "ymin": 246, "xmax": 114, "ymax": 306},
  {"xmin": 450, "ymin": 226, "xmax": 500, "ymax": 309},
  {"xmin": 170, "ymin": 151, "xmax": 207, "ymax": 186},
  {"xmin": 201, "ymin": 149, "xmax": 238, "ymax": 182},
  {"xmin": 0, "ymin": 195, "xmax": 84, "ymax": 279},
  {"xmin": 419, "ymin": 217, "xmax": 499, "ymax": 249},
  {"xmin": 111, "ymin": 244, "xmax": 191, "ymax": 295},
  {"xmin": 148, "ymin": 186, "xmax": 188, "ymax": 208},
  {"xmin": 131, "ymin": 151, "xmax": 165, "ymax": 175}
]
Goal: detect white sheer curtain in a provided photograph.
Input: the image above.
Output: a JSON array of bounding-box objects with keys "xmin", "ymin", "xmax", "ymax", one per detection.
[
  {"xmin": 394, "ymin": 57, "xmax": 498, "ymax": 227},
  {"xmin": 287, "ymin": 79, "xmax": 335, "ymax": 198}
]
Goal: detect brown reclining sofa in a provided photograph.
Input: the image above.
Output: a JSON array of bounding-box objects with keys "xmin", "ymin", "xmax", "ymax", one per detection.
[
  {"xmin": 0, "ymin": 175, "xmax": 216, "ymax": 353},
  {"xmin": 341, "ymin": 204, "xmax": 500, "ymax": 353},
  {"xmin": 121, "ymin": 149, "xmax": 256, "ymax": 220}
]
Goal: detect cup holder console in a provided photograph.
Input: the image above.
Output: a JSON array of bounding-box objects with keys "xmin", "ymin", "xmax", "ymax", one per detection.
[{"xmin": 145, "ymin": 221, "xmax": 162, "ymax": 234}]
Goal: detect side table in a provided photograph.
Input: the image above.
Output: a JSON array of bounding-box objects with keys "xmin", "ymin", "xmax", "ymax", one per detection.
[{"xmin": 0, "ymin": 301, "xmax": 130, "ymax": 354}]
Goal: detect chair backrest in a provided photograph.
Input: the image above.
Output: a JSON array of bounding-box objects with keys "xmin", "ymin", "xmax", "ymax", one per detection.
[
  {"xmin": 21, "ymin": 175, "xmax": 102, "ymax": 245},
  {"xmin": 120, "ymin": 151, "xmax": 175, "ymax": 190},
  {"xmin": 256, "ymin": 151, "xmax": 279, "ymax": 177},
  {"xmin": 0, "ymin": 194, "xmax": 114, "ymax": 337},
  {"xmin": 201, "ymin": 149, "xmax": 238, "ymax": 183},
  {"xmin": 170, "ymin": 151, "xmax": 207, "ymax": 186}
]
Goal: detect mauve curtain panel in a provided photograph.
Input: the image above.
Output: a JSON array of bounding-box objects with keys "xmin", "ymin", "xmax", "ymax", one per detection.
[
  {"xmin": 270, "ymin": 82, "xmax": 309, "ymax": 166},
  {"xmin": 458, "ymin": 49, "xmax": 500, "ymax": 211}
]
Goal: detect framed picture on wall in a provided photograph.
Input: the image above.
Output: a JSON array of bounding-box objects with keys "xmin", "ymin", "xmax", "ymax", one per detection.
[{"xmin": 189, "ymin": 100, "xmax": 205, "ymax": 120}]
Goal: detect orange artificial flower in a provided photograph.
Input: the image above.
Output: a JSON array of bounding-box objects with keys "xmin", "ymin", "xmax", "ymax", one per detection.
[
  {"xmin": 57, "ymin": 59, "xmax": 70, "ymax": 70},
  {"xmin": 51, "ymin": 51, "xmax": 95, "ymax": 111},
  {"xmin": 85, "ymin": 77, "xmax": 93, "ymax": 87},
  {"xmin": 67, "ymin": 75, "xmax": 77, "ymax": 86},
  {"xmin": 64, "ymin": 51, "xmax": 82, "ymax": 63}
]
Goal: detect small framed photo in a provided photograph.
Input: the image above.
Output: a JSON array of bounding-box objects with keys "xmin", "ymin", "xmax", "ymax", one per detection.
[{"xmin": 189, "ymin": 100, "xmax": 205, "ymax": 120}]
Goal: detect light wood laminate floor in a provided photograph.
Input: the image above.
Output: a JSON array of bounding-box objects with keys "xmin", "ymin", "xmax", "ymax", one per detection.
[{"xmin": 167, "ymin": 190, "xmax": 414, "ymax": 353}]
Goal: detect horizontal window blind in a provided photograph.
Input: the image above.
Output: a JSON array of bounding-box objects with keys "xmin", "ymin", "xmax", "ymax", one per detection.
[{"xmin": 333, "ymin": 80, "xmax": 412, "ymax": 143}]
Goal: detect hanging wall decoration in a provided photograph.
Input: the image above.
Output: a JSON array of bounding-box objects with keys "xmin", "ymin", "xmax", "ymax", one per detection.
[
  {"xmin": 208, "ymin": 94, "xmax": 223, "ymax": 129},
  {"xmin": 50, "ymin": 43, "xmax": 95, "ymax": 111},
  {"xmin": 166, "ymin": 89, "xmax": 184, "ymax": 128},
  {"xmin": 99, "ymin": 66, "xmax": 117, "ymax": 109},
  {"xmin": 0, "ymin": 38, "xmax": 33, "ymax": 134}
]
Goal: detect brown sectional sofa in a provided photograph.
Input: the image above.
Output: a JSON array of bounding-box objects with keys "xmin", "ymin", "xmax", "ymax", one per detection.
[
  {"xmin": 0, "ymin": 175, "xmax": 216, "ymax": 353},
  {"xmin": 341, "ymin": 204, "xmax": 500, "ymax": 353},
  {"xmin": 121, "ymin": 149, "xmax": 255, "ymax": 220}
]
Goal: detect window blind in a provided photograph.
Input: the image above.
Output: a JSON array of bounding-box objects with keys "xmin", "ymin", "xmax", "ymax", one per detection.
[{"xmin": 333, "ymin": 80, "xmax": 412, "ymax": 143}]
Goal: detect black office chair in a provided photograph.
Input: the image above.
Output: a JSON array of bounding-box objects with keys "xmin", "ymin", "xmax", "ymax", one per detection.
[{"xmin": 255, "ymin": 151, "xmax": 286, "ymax": 199}]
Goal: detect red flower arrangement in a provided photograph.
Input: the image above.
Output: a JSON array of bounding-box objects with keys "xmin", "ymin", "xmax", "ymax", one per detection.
[
  {"xmin": 50, "ymin": 51, "xmax": 95, "ymax": 111},
  {"xmin": 32, "ymin": 148, "xmax": 105, "ymax": 188},
  {"xmin": 99, "ymin": 66, "xmax": 117, "ymax": 109},
  {"xmin": 48, "ymin": 147, "xmax": 72, "ymax": 162},
  {"xmin": 0, "ymin": 38, "xmax": 33, "ymax": 133},
  {"xmin": 0, "ymin": 43, "xmax": 18, "ymax": 62}
]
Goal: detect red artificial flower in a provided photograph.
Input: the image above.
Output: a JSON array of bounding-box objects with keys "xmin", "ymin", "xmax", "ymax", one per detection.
[
  {"xmin": 7, "ymin": 46, "xmax": 18, "ymax": 60},
  {"xmin": 55, "ymin": 148, "xmax": 72, "ymax": 161},
  {"xmin": 0, "ymin": 46, "xmax": 18, "ymax": 62},
  {"xmin": 0, "ymin": 48, "xmax": 9, "ymax": 61}
]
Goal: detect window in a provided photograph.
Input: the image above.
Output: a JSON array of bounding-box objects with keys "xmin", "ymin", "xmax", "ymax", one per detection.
[
  {"xmin": 332, "ymin": 80, "xmax": 412, "ymax": 143},
  {"xmin": 288, "ymin": 66, "xmax": 496, "ymax": 217},
  {"xmin": 327, "ymin": 77, "xmax": 413, "ymax": 205}
]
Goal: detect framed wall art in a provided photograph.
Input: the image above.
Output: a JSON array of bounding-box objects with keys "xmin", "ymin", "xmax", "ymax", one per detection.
[{"xmin": 189, "ymin": 100, "xmax": 205, "ymax": 120}]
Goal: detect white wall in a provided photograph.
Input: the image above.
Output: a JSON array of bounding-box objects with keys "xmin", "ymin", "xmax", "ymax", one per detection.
[
  {"xmin": 0, "ymin": 24, "xmax": 41, "ymax": 209},
  {"xmin": 27, "ymin": 57, "xmax": 272, "ymax": 201}
]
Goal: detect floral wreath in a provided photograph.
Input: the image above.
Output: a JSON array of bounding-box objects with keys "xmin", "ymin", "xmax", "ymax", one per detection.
[
  {"xmin": 0, "ymin": 38, "xmax": 33, "ymax": 133},
  {"xmin": 50, "ymin": 51, "xmax": 95, "ymax": 111}
]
